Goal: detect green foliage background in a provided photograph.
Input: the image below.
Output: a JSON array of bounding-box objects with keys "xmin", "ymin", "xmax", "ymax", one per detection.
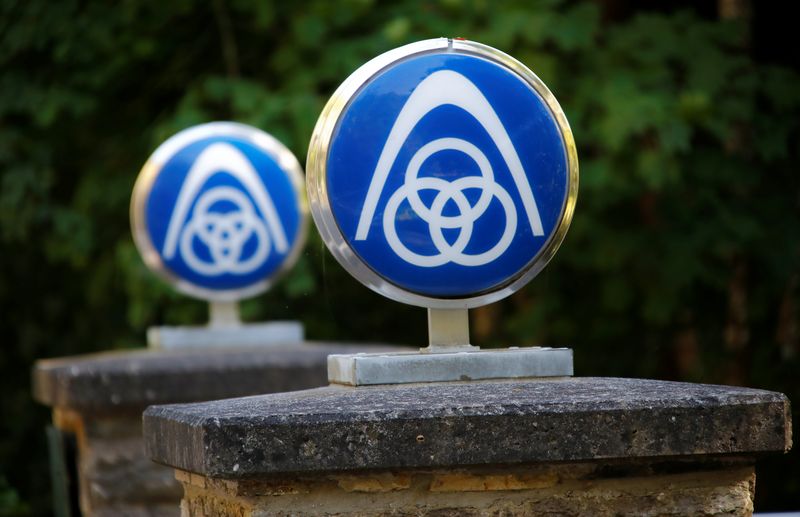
[{"xmin": 1, "ymin": 0, "xmax": 798, "ymax": 513}]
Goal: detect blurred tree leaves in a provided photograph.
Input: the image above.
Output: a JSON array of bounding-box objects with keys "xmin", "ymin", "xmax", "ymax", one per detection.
[{"xmin": 1, "ymin": 0, "xmax": 799, "ymax": 513}]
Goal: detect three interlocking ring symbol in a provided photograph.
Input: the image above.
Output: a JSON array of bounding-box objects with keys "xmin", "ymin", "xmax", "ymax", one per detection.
[
  {"xmin": 382, "ymin": 137, "xmax": 517, "ymax": 267},
  {"xmin": 179, "ymin": 186, "xmax": 270, "ymax": 275},
  {"xmin": 160, "ymin": 142, "xmax": 290, "ymax": 278}
]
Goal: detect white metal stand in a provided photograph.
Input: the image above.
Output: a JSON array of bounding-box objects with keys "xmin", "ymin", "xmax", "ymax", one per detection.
[
  {"xmin": 147, "ymin": 301, "xmax": 304, "ymax": 350},
  {"xmin": 327, "ymin": 308, "xmax": 573, "ymax": 386}
]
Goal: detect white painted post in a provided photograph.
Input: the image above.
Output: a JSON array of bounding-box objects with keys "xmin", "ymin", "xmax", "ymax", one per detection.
[
  {"xmin": 208, "ymin": 301, "xmax": 241, "ymax": 328},
  {"xmin": 425, "ymin": 308, "xmax": 478, "ymax": 353}
]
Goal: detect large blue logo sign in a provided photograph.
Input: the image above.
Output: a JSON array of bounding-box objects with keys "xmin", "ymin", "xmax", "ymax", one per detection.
[
  {"xmin": 310, "ymin": 39, "xmax": 577, "ymax": 306},
  {"xmin": 132, "ymin": 122, "xmax": 307, "ymax": 300}
]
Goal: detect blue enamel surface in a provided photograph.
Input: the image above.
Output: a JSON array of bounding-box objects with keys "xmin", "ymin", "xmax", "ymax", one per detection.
[
  {"xmin": 326, "ymin": 52, "xmax": 568, "ymax": 298},
  {"xmin": 143, "ymin": 135, "xmax": 301, "ymax": 292}
]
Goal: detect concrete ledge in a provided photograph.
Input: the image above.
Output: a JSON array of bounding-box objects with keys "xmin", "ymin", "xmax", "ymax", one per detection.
[
  {"xmin": 33, "ymin": 341, "xmax": 400, "ymax": 412},
  {"xmin": 143, "ymin": 377, "xmax": 792, "ymax": 478},
  {"xmin": 328, "ymin": 347, "xmax": 573, "ymax": 386}
]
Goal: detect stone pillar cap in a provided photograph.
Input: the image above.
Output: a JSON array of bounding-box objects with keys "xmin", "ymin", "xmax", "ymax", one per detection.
[
  {"xmin": 33, "ymin": 342, "xmax": 400, "ymax": 412},
  {"xmin": 143, "ymin": 377, "xmax": 791, "ymax": 478}
]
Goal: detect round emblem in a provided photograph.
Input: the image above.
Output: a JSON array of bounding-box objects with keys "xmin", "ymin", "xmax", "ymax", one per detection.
[
  {"xmin": 131, "ymin": 122, "xmax": 308, "ymax": 301},
  {"xmin": 307, "ymin": 38, "xmax": 578, "ymax": 309}
]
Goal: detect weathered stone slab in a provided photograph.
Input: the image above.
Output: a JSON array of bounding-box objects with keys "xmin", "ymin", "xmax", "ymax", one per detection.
[
  {"xmin": 33, "ymin": 342, "xmax": 399, "ymax": 412},
  {"xmin": 143, "ymin": 377, "xmax": 791, "ymax": 478}
]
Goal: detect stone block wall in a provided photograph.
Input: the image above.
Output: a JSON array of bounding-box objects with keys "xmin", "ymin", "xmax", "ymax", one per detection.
[
  {"xmin": 174, "ymin": 461, "xmax": 757, "ymax": 516},
  {"xmin": 55, "ymin": 408, "xmax": 181, "ymax": 516},
  {"xmin": 36, "ymin": 343, "xmax": 402, "ymax": 515}
]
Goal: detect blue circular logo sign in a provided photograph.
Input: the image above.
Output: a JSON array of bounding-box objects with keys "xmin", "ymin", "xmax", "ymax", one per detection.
[
  {"xmin": 308, "ymin": 39, "xmax": 577, "ymax": 308},
  {"xmin": 131, "ymin": 122, "xmax": 307, "ymax": 301}
]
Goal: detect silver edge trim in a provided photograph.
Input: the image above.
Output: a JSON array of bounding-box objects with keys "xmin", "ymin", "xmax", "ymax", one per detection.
[
  {"xmin": 306, "ymin": 38, "xmax": 578, "ymax": 309},
  {"xmin": 130, "ymin": 121, "xmax": 309, "ymax": 302}
]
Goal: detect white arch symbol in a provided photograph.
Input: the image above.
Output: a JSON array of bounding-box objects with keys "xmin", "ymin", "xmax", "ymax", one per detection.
[
  {"xmin": 354, "ymin": 70, "xmax": 544, "ymax": 266},
  {"xmin": 161, "ymin": 142, "xmax": 289, "ymax": 275}
]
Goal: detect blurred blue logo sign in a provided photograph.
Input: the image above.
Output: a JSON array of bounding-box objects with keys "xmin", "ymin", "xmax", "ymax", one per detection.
[
  {"xmin": 132, "ymin": 122, "xmax": 306, "ymax": 300},
  {"xmin": 319, "ymin": 42, "xmax": 575, "ymax": 302}
]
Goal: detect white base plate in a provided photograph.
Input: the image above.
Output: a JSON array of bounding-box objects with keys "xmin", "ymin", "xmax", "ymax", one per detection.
[
  {"xmin": 147, "ymin": 321, "xmax": 304, "ymax": 350},
  {"xmin": 328, "ymin": 347, "xmax": 573, "ymax": 386}
]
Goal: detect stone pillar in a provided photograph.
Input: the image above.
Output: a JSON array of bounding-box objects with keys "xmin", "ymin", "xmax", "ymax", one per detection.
[
  {"xmin": 143, "ymin": 377, "xmax": 791, "ymax": 516},
  {"xmin": 33, "ymin": 342, "xmax": 397, "ymax": 516}
]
